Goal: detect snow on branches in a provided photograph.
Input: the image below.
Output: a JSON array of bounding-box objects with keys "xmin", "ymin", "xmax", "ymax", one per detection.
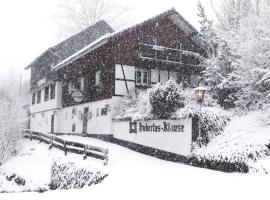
[{"xmin": 0, "ymin": 91, "xmax": 27, "ymax": 164}]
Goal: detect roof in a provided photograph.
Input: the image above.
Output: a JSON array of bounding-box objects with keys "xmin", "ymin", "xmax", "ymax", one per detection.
[
  {"xmin": 25, "ymin": 20, "xmax": 114, "ymax": 70},
  {"xmin": 52, "ymin": 8, "xmax": 202, "ymax": 71}
]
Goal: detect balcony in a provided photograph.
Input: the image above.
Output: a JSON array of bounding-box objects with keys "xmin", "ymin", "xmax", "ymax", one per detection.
[{"xmin": 136, "ymin": 43, "xmax": 203, "ymax": 68}]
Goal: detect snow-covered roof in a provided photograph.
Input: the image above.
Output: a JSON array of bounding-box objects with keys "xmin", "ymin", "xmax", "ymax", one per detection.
[
  {"xmin": 53, "ymin": 8, "xmax": 202, "ymax": 71},
  {"xmin": 24, "ymin": 20, "xmax": 114, "ymax": 70}
]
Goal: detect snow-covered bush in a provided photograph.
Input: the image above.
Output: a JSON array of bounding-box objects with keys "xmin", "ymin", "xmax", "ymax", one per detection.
[
  {"xmin": 49, "ymin": 161, "xmax": 108, "ymax": 190},
  {"xmin": 0, "ymin": 91, "xmax": 27, "ymax": 165},
  {"xmin": 149, "ymin": 80, "xmax": 185, "ymax": 119},
  {"xmin": 115, "ymin": 88, "xmax": 153, "ymax": 120},
  {"xmin": 192, "ymin": 110, "xmax": 270, "ymax": 168}
]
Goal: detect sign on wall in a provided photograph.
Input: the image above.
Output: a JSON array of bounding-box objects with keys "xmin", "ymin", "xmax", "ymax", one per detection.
[
  {"xmin": 113, "ymin": 119, "xmax": 193, "ymax": 156},
  {"xmin": 129, "ymin": 121, "xmax": 185, "ymax": 134}
]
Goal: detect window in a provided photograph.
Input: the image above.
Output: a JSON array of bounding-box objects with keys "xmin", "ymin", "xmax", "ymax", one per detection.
[
  {"xmin": 101, "ymin": 104, "xmax": 109, "ymax": 116},
  {"xmin": 95, "ymin": 71, "xmax": 102, "ymax": 86},
  {"xmin": 32, "ymin": 93, "xmax": 36, "ymax": 105},
  {"xmin": 171, "ymin": 40, "xmax": 182, "ymax": 50},
  {"xmin": 44, "ymin": 86, "xmax": 49, "ymax": 101},
  {"xmin": 50, "ymin": 84, "xmax": 55, "ymax": 99},
  {"xmin": 136, "ymin": 69, "xmax": 150, "ymax": 86},
  {"xmin": 37, "ymin": 90, "xmax": 41, "ymax": 104},
  {"xmin": 144, "ymin": 36, "xmax": 157, "ymax": 45},
  {"xmin": 72, "ymin": 123, "xmax": 76, "ymax": 132}
]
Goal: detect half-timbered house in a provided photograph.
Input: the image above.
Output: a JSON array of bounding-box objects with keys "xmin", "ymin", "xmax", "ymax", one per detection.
[{"xmin": 26, "ymin": 8, "xmax": 206, "ymax": 136}]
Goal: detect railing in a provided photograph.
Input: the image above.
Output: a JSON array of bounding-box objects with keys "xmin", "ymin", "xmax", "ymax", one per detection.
[
  {"xmin": 22, "ymin": 130, "xmax": 109, "ymax": 165},
  {"xmin": 137, "ymin": 43, "xmax": 203, "ymax": 66}
]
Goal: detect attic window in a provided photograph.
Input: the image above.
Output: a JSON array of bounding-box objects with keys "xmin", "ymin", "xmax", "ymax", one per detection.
[
  {"xmin": 95, "ymin": 71, "xmax": 102, "ymax": 86},
  {"xmin": 144, "ymin": 36, "xmax": 157, "ymax": 45},
  {"xmin": 171, "ymin": 40, "xmax": 182, "ymax": 50}
]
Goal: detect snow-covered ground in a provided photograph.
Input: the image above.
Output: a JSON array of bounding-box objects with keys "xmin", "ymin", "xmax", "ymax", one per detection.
[{"xmin": 1, "ymin": 136, "xmax": 270, "ymax": 200}]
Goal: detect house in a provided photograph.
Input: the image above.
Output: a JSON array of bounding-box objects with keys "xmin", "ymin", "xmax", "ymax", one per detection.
[{"xmin": 25, "ymin": 8, "xmax": 206, "ymax": 137}]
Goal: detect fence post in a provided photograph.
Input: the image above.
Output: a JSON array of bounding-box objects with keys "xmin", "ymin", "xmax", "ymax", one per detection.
[
  {"xmin": 83, "ymin": 145, "xmax": 87, "ymax": 160},
  {"xmin": 64, "ymin": 141, "xmax": 67, "ymax": 156},
  {"xmin": 39, "ymin": 132, "xmax": 42, "ymax": 143},
  {"xmin": 49, "ymin": 134, "xmax": 53, "ymax": 150},
  {"xmin": 30, "ymin": 131, "xmax": 32, "ymax": 141},
  {"xmin": 103, "ymin": 149, "xmax": 109, "ymax": 165}
]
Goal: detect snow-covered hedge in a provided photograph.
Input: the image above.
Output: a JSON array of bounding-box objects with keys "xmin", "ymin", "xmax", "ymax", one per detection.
[
  {"xmin": 192, "ymin": 110, "xmax": 270, "ymax": 169},
  {"xmin": 49, "ymin": 161, "xmax": 108, "ymax": 190}
]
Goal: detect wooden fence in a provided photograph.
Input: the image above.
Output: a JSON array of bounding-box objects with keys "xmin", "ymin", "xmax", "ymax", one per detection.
[{"xmin": 22, "ymin": 130, "xmax": 109, "ymax": 165}]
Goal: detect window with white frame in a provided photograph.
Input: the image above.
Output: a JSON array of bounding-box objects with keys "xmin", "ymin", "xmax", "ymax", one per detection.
[
  {"xmin": 37, "ymin": 90, "xmax": 41, "ymax": 104},
  {"xmin": 95, "ymin": 71, "xmax": 102, "ymax": 86},
  {"xmin": 136, "ymin": 68, "xmax": 150, "ymax": 86},
  {"xmin": 44, "ymin": 86, "xmax": 49, "ymax": 101},
  {"xmin": 50, "ymin": 84, "xmax": 55, "ymax": 99},
  {"xmin": 32, "ymin": 92, "xmax": 36, "ymax": 105}
]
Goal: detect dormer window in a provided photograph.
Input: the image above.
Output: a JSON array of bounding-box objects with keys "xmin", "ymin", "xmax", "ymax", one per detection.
[
  {"xmin": 144, "ymin": 36, "xmax": 157, "ymax": 45},
  {"xmin": 171, "ymin": 40, "xmax": 182, "ymax": 50}
]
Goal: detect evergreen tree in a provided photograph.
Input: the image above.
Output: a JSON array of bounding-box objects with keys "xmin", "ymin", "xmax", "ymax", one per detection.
[{"xmin": 197, "ymin": 1, "xmax": 239, "ymax": 109}]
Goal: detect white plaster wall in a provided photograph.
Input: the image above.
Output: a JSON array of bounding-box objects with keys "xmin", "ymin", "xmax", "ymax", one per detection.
[
  {"xmin": 115, "ymin": 64, "xmax": 135, "ymax": 80},
  {"xmin": 115, "ymin": 80, "xmax": 136, "ymax": 96},
  {"xmin": 115, "ymin": 64, "xmax": 136, "ymax": 96},
  {"xmin": 169, "ymin": 71, "xmax": 178, "ymax": 82},
  {"xmin": 58, "ymin": 99, "xmax": 113, "ymax": 135},
  {"xmin": 151, "ymin": 69, "xmax": 159, "ymax": 83},
  {"xmin": 160, "ymin": 70, "xmax": 169, "ymax": 82},
  {"xmin": 113, "ymin": 119, "xmax": 192, "ymax": 156},
  {"xmin": 30, "ymin": 110, "xmax": 60, "ymax": 133}
]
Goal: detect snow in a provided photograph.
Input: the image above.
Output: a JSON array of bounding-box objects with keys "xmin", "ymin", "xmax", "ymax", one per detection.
[
  {"xmin": 0, "ymin": 139, "xmax": 107, "ymax": 193},
  {"xmin": 193, "ymin": 110, "xmax": 270, "ymax": 167},
  {"xmin": 1, "ymin": 135, "xmax": 270, "ymax": 199}
]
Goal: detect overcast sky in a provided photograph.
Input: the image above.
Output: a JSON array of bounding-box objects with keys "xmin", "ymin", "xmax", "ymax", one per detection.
[{"xmin": 0, "ymin": 0, "xmax": 217, "ymax": 86}]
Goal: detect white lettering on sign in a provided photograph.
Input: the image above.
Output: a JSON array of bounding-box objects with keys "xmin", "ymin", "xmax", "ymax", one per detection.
[{"xmin": 129, "ymin": 121, "xmax": 185, "ymax": 134}]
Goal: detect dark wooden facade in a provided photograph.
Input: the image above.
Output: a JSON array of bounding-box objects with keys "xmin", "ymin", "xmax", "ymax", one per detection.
[
  {"xmin": 59, "ymin": 15, "xmax": 206, "ymax": 108},
  {"xmin": 29, "ymin": 9, "xmax": 206, "ymax": 109}
]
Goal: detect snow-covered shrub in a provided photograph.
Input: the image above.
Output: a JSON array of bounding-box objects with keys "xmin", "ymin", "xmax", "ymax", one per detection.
[
  {"xmin": 114, "ymin": 87, "xmax": 153, "ymax": 120},
  {"xmin": 49, "ymin": 161, "xmax": 108, "ymax": 190},
  {"xmin": 149, "ymin": 80, "xmax": 185, "ymax": 119},
  {"xmin": 192, "ymin": 110, "xmax": 270, "ymax": 168},
  {"xmin": 0, "ymin": 91, "xmax": 27, "ymax": 164},
  {"xmin": 173, "ymin": 89, "xmax": 231, "ymax": 144}
]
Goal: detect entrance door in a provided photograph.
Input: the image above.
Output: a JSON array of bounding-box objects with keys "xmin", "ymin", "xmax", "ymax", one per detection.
[
  {"xmin": 82, "ymin": 107, "xmax": 89, "ymax": 134},
  {"xmin": 51, "ymin": 114, "xmax": 54, "ymax": 133}
]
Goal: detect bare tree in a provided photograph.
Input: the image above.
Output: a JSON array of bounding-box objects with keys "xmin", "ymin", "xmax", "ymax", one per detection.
[
  {"xmin": 54, "ymin": 0, "xmax": 131, "ymax": 41},
  {"xmin": 210, "ymin": 0, "xmax": 260, "ymax": 30}
]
